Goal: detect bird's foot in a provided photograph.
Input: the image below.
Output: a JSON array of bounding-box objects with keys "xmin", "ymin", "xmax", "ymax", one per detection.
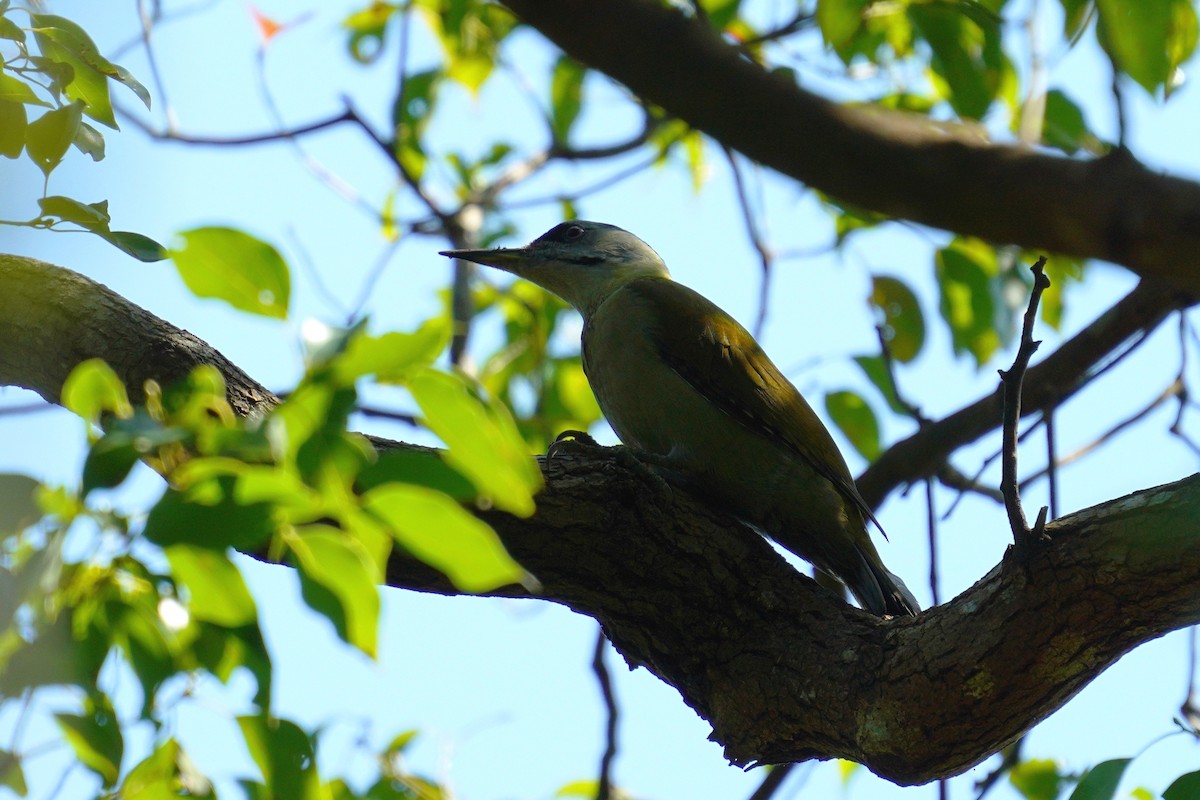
[
  {"xmin": 546, "ymin": 429, "xmax": 602, "ymax": 462},
  {"xmin": 611, "ymin": 445, "xmax": 675, "ymax": 500}
]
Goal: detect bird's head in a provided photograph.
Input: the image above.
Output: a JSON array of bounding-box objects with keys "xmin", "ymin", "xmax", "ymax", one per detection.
[{"xmin": 439, "ymin": 220, "xmax": 670, "ymax": 317}]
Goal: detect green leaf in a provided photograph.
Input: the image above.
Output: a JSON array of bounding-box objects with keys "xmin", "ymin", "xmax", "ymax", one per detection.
[
  {"xmin": 1097, "ymin": 0, "xmax": 1197, "ymax": 95},
  {"xmin": 363, "ymin": 483, "xmax": 527, "ymax": 592},
  {"xmin": 62, "ymin": 358, "xmax": 132, "ymax": 425},
  {"xmin": 81, "ymin": 433, "xmax": 141, "ymax": 494},
  {"xmin": 238, "ymin": 715, "xmax": 322, "ymax": 800},
  {"xmin": 408, "ymin": 369, "xmax": 542, "ymax": 516},
  {"xmin": 330, "ymin": 320, "xmax": 450, "ymax": 385},
  {"xmin": 550, "ymin": 56, "xmax": 586, "ymax": 143},
  {"xmin": 357, "ymin": 449, "xmax": 477, "ymax": 501},
  {"xmin": 143, "ymin": 479, "xmax": 275, "ymax": 551},
  {"xmin": 869, "ymin": 275, "xmax": 925, "ymax": 363},
  {"xmin": 0, "ymin": 73, "xmax": 48, "ymax": 106},
  {"xmin": 25, "ymin": 101, "xmax": 83, "ymax": 175},
  {"xmin": 391, "ymin": 68, "xmax": 440, "ymax": 181},
  {"xmin": 909, "ymin": 3, "xmax": 1006, "ymax": 120},
  {"xmin": 120, "ymin": 739, "xmax": 196, "ymax": 800},
  {"xmin": 288, "ymin": 527, "xmax": 380, "ymax": 657},
  {"xmin": 824, "ymin": 390, "xmax": 881, "ymax": 462},
  {"xmin": 1164, "ymin": 770, "xmax": 1200, "ymax": 799},
  {"xmin": 935, "ymin": 239, "xmax": 1000, "ymax": 366},
  {"xmin": 1040, "ymin": 89, "xmax": 1102, "ymax": 155},
  {"xmin": 31, "ymin": 16, "xmax": 117, "ymax": 128},
  {"xmin": 0, "ymin": 14, "xmax": 26, "ymax": 42},
  {"xmin": 1067, "ymin": 758, "xmax": 1131, "ymax": 800},
  {"xmin": 817, "ymin": 0, "xmax": 869, "ymax": 61},
  {"xmin": 56, "ymin": 692, "xmax": 124, "ymax": 789},
  {"xmin": 103, "ymin": 230, "xmax": 168, "ymax": 262},
  {"xmin": 169, "ymin": 227, "xmax": 291, "ymax": 319},
  {"xmin": 0, "ymin": 750, "xmax": 27, "ymax": 797},
  {"xmin": 0, "ymin": 612, "xmax": 106, "ymax": 694},
  {"xmin": 853, "ymin": 355, "xmax": 909, "ymax": 416},
  {"xmin": 167, "ymin": 545, "xmax": 257, "ymax": 627},
  {"xmin": 1010, "ymin": 758, "xmax": 1063, "ymax": 800},
  {"xmin": 0, "ymin": 100, "xmax": 26, "ymax": 158},
  {"xmin": 344, "ymin": 2, "xmax": 399, "ymax": 63},
  {"xmin": 1058, "ymin": 0, "xmax": 1093, "ymax": 39},
  {"xmin": 73, "ymin": 119, "xmax": 105, "ymax": 160},
  {"xmin": 38, "ymin": 194, "xmax": 110, "ymax": 231},
  {"xmin": 0, "ymin": 473, "xmax": 41, "ymax": 534}
]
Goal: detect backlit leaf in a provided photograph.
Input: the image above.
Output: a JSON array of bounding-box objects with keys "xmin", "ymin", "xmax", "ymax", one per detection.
[
  {"xmin": 869, "ymin": 275, "xmax": 925, "ymax": 363},
  {"xmin": 1010, "ymin": 758, "xmax": 1063, "ymax": 800},
  {"xmin": 550, "ymin": 56, "xmax": 585, "ymax": 143},
  {"xmin": 825, "ymin": 390, "xmax": 881, "ymax": 462},
  {"xmin": 167, "ymin": 545, "xmax": 257, "ymax": 627},
  {"xmin": 169, "ymin": 227, "xmax": 290, "ymax": 318},
  {"xmin": 0, "ymin": 473, "xmax": 41, "ymax": 534},
  {"xmin": 25, "ymin": 101, "xmax": 83, "ymax": 175},
  {"xmin": 62, "ymin": 358, "xmax": 132, "ymax": 425},
  {"xmin": 288, "ymin": 527, "xmax": 380, "ymax": 656},
  {"xmin": 364, "ymin": 483, "xmax": 527, "ymax": 592},
  {"xmin": 408, "ymin": 368, "xmax": 541, "ymax": 516}
]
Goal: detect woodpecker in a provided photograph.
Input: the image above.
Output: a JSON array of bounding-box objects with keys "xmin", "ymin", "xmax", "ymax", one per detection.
[{"xmin": 441, "ymin": 220, "xmax": 918, "ymax": 616}]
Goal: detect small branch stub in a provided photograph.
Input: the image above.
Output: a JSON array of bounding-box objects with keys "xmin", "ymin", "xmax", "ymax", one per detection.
[{"xmin": 999, "ymin": 257, "xmax": 1052, "ymax": 553}]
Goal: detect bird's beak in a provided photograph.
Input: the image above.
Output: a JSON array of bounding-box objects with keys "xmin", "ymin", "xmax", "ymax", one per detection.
[{"xmin": 438, "ymin": 246, "xmax": 530, "ymax": 276}]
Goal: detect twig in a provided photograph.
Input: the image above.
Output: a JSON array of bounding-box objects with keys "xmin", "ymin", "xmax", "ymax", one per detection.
[
  {"xmin": 1018, "ymin": 380, "xmax": 1184, "ymax": 488},
  {"xmin": 592, "ymin": 628, "xmax": 619, "ymax": 800},
  {"xmin": 737, "ymin": 10, "xmax": 815, "ymax": 48},
  {"xmin": 973, "ymin": 739, "xmax": 1024, "ymax": 800},
  {"xmin": 746, "ymin": 763, "xmax": 792, "ymax": 800},
  {"xmin": 926, "ymin": 478, "xmax": 940, "ymax": 606},
  {"xmin": 936, "ymin": 464, "xmax": 1003, "ymax": 506},
  {"xmin": 873, "ymin": 323, "xmax": 928, "ymax": 423},
  {"xmin": 120, "ymin": 106, "xmax": 358, "ymax": 146},
  {"xmin": 1181, "ymin": 625, "xmax": 1200, "ymax": 734},
  {"xmin": 722, "ymin": 146, "xmax": 773, "ymax": 339},
  {"xmin": 998, "ymin": 257, "xmax": 1051, "ymax": 551},
  {"xmin": 1044, "ymin": 406, "xmax": 1058, "ymax": 520}
]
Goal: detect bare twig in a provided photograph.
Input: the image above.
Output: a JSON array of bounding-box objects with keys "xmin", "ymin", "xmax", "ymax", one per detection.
[
  {"xmin": 998, "ymin": 257, "xmax": 1051, "ymax": 550},
  {"xmin": 722, "ymin": 146, "xmax": 773, "ymax": 339},
  {"xmin": 1044, "ymin": 406, "xmax": 1058, "ymax": 520},
  {"xmin": 926, "ymin": 479, "xmax": 941, "ymax": 607},
  {"xmin": 592, "ymin": 628, "xmax": 619, "ymax": 800},
  {"xmin": 973, "ymin": 740, "xmax": 1024, "ymax": 800},
  {"xmin": 873, "ymin": 323, "xmax": 928, "ymax": 423},
  {"xmin": 746, "ymin": 763, "xmax": 793, "ymax": 800}
]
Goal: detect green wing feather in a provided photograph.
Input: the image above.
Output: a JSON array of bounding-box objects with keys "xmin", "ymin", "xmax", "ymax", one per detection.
[{"xmin": 625, "ymin": 277, "xmax": 884, "ymax": 534}]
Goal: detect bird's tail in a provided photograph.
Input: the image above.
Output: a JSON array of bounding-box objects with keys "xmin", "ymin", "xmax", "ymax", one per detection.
[{"xmin": 850, "ymin": 553, "xmax": 920, "ymax": 617}]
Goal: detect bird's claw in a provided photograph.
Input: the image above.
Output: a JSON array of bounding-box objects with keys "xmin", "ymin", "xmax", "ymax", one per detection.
[{"xmin": 546, "ymin": 429, "xmax": 602, "ymax": 463}]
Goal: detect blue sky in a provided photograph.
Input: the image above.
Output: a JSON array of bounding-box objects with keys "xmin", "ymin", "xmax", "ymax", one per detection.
[{"xmin": 2, "ymin": 1, "xmax": 1199, "ymax": 799}]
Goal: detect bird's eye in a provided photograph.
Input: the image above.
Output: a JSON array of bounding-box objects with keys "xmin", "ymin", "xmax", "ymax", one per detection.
[{"xmin": 564, "ymin": 225, "xmax": 585, "ymax": 241}]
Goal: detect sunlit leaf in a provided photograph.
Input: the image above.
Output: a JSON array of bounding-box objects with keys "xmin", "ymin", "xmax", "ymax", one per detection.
[
  {"xmin": 409, "ymin": 368, "xmax": 541, "ymax": 516},
  {"xmin": 344, "ymin": 1, "xmax": 399, "ymax": 63},
  {"xmin": 1067, "ymin": 758, "xmax": 1131, "ymax": 800},
  {"xmin": 935, "ymin": 239, "xmax": 1000, "ymax": 366},
  {"xmin": 0, "ymin": 100, "xmax": 26, "ymax": 158},
  {"xmin": 1010, "ymin": 758, "xmax": 1063, "ymax": 800},
  {"xmin": 167, "ymin": 545, "xmax": 257, "ymax": 627},
  {"xmin": 550, "ymin": 56, "xmax": 586, "ymax": 143},
  {"xmin": 38, "ymin": 194, "xmax": 110, "ymax": 231},
  {"xmin": 31, "ymin": 14, "xmax": 118, "ymax": 127},
  {"xmin": 869, "ymin": 275, "xmax": 925, "ymax": 363},
  {"xmin": 363, "ymin": 483, "xmax": 527, "ymax": 592},
  {"xmin": 238, "ymin": 716, "xmax": 322, "ymax": 800},
  {"xmin": 330, "ymin": 319, "xmax": 450, "ymax": 385},
  {"xmin": 0, "ymin": 73, "xmax": 47, "ymax": 106},
  {"xmin": 288, "ymin": 526, "xmax": 380, "ymax": 656},
  {"xmin": 817, "ymin": 0, "xmax": 869, "ymax": 61},
  {"xmin": 825, "ymin": 390, "xmax": 881, "ymax": 462},
  {"xmin": 62, "ymin": 358, "xmax": 132, "ymax": 426},
  {"xmin": 1097, "ymin": 0, "xmax": 1197, "ymax": 95},
  {"xmin": 169, "ymin": 227, "xmax": 290, "ymax": 319},
  {"xmin": 25, "ymin": 100, "xmax": 83, "ymax": 175},
  {"xmin": 0, "ymin": 750, "xmax": 26, "ymax": 797}
]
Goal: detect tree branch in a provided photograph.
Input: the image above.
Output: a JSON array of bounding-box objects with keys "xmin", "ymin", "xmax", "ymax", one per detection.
[
  {"xmin": 498, "ymin": 0, "xmax": 1200, "ymax": 295},
  {"xmin": 4, "ymin": 255, "xmax": 1200, "ymax": 785}
]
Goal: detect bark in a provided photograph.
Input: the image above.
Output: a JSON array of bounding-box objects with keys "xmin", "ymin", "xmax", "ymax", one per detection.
[
  {"xmin": 3, "ymin": 255, "xmax": 1199, "ymax": 784},
  {"xmin": 497, "ymin": 0, "xmax": 1200, "ymax": 296}
]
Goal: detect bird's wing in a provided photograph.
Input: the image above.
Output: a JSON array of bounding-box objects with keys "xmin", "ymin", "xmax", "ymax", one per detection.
[{"xmin": 625, "ymin": 277, "xmax": 883, "ymax": 533}]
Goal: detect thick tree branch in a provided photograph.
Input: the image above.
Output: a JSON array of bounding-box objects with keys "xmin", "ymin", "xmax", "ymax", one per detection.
[
  {"xmin": 498, "ymin": 0, "xmax": 1200, "ymax": 295},
  {"xmin": 3, "ymin": 256, "xmax": 1200, "ymax": 785}
]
